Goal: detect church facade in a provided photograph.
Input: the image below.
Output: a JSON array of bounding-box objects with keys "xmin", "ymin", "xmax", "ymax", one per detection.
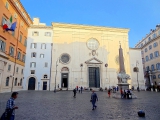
[{"xmin": 50, "ymin": 23, "xmax": 145, "ymax": 90}]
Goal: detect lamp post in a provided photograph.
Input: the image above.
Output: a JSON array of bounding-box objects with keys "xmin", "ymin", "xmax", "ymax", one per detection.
[
  {"xmin": 105, "ymin": 63, "xmax": 108, "ymax": 88},
  {"xmin": 54, "ymin": 57, "xmax": 60, "ymax": 93},
  {"xmin": 136, "ymin": 61, "xmax": 139, "ymax": 92},
  {"xmin": 80, "ymin": 64, "xmax": 83, "ymax": 86}
]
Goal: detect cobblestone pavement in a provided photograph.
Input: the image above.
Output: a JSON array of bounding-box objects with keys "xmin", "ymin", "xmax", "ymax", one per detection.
[{"xmin": 0, "ymin": 91, "xmax": 160, "ymax": 120}]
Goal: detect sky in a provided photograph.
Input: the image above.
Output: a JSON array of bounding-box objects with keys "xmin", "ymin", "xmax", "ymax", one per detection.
[{"xmin": 21, "ymin": 0, "xmax": 160, "ymax": 48}]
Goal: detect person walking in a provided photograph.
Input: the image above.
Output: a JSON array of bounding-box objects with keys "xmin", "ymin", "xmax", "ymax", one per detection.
[
  {"xmin": 108, "ymin": 89, "xmax": 111, "ymax": 97},
  {"xmin": 78, "ymin": 87, "xmax": 81, "ymax": 93},
  {"xmin": 73, "ymin": 88, "xmax": 77, "ymax": 98},
  {"xmin": 1, "ymin": 92, "xmax": 19, "ymax": 120},
  {"xmin": 80, "ymin": 86, "xmax": 83, "ymax": 93},
  {"xmin": 120, "ymin": 88, "xmax": 124, "ymax": 98},
  {"xmin": 90, "ymin": 90, "xmax": 98, "ymax": 110}
]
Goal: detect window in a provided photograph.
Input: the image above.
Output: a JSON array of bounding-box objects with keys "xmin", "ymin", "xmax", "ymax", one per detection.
[
  {"xmin": 142, "ymin": 58, "xmax": 145, "ymax": 63},
  {"xmin": 146, "ymin": 66, "xmax": 149, "ymax": 71},
  {"xmin": 9, "ymin": 46, "xmax": 14, "ymax": 57},
  {"xmin": 6, "ymin": 77, "xmax": 9, "ymax": 86},
  {"xmin": 45, "ymin": 32, "xmax": 51, "ymax": 36},
  {"xmin": 12, "ymin": 31, "xmax": 15, "ymax": 36},
  {"xmin": 159, "ymin": 30, "xmax": 160, "ymax": 35},
  {"xmin": 154, "ymin": 51, "xmax": 159, "ymax": 57},
  {"xmin": 21, "ymin": 69, "xmax": 23, "ymax": 74},
  {"xmin": 1, "ymin": 17, "xmax": 7, "ymax": 26},
  {"xmin": 149, "ymin": 45, "xmax": 152, "ymax": 50},
  {"xmin": 0, "ymin": 40, "xmax": 6, "ymax": 52},
  {"xmin": 40, "ymin": 54, "xmax": 44, "ymax": 58},
  {"xmin": 16, "ymin": 67, "xmax": 19, "ymax": 73},
  {"xmin": 24, "ymin": 39, "xmax": 27, "ymax": 47},
  {"xmin": 158, "ymin": 74, "xmax": 160, "ymax": 79},
  {"xmin": 152, "ymin": 75, "xmax": 156, "ymax": 79},
  {"xmin": 30, "ymin": 62, "xmax": 36, "ymax": 68},
  {"xmin": 152, "ymin": 33, "xmax": 157, "ymax": 39},
  {"xmin": 156, "ymin": 63, "xmax": 160, "ymax": 70},
  {"xmin": 148, "ymin": 37, "xmax": 151, "ymax": 41},
  {"xmin": 31, "ymin": 70, "xmax": 35, "ymax": 74},
  {"xmin": 145, "ymin": 48, "xmax": 147, "ymax": 52},
  {"xmin": 41, "ymin": 43, "xmax": 46, "ymax": 49},
  {"xmin": 145, "ymin": 56, "xmax": 149, "ymax": 62},
  {"xmin": 20, "ymin": 79, "xmax": 22, "ymax": 86},
  {"xmin": 17, "ymin": 52, "xmax": 21, "ymax": 60},
  {"xmin": 8, "ymin": 65, "xmax": 11, "ymax": 71},
  {"xmin": 32, "ymin": 31, "xmax": 39, "ymax": 36},
  {"xmin": 45, "ymin": 62, "xmax": 48, "ymax": 67},
  {"xmin": 22, "ymin": 54, "xmax": 26, "ymax": 62},
  {"xmin": 151, "ymin": 65, "xmax": 155, "ymax": 71},
  {"xmin": 141, "ymin": 43, "xmax": 143, "ymax": 47},
  {"xmin": 14, "ymin": 78, "xmax": 17, "ymax": 86},
  {"xmin": 150, "ymin": 53, "xmax": 153, "ymax": 60},
  {"xmin": 153, "ymin": 42, "xmax": 158, "ymax": 47},
  {"xmin": 44, "ymin": 75, "xmax": 48, "ymax": 79},
  {"xmin": 5, "ymin": 2, "xmax": 9, "ymax": 9},
  {"xmin": 31, "ymin": 52, "xmax": 36, "ymax": 58},
  {"xmin": 31, "ymin": 43, "xmax": 37, "ymax": 49},
  {"xmin": 19, "ymin": 34, "xmax": 22, "ymax": 42},
  {"xmin": 15, "ymin": 2, "xmax": 20, "ymax": 9}
]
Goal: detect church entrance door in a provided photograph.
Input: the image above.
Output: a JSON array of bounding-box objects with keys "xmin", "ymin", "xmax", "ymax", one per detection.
[
  {"xmin": 89, "ymin": 67, "xmax": 100, "ymax": 88},
  {"xmin": 61, "ymin": 73, "xmax": 68, "ymax": 88}
]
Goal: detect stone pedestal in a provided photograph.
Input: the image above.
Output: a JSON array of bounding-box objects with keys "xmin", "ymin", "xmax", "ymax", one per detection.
[{"xmin": 117, "ymin": 83, "xmax": 129, "ymax": 90}]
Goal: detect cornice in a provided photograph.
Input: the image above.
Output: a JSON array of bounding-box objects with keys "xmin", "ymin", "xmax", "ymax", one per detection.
[
  {"xmin": 141, "ymin": 35, "xmax": 160, "ymax": 49},
  {"xmin": 29, "ymin": 25, "xmax": 52, "ymax": 29},
  {"xmin": 52, "ymin": 22, "xmax": 129, "ymax": 33}
]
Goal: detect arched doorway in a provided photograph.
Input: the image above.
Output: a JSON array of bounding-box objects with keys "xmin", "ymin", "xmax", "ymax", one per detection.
[
  {"xmin": 28, "ymin": 77, "xmax": 36, "ymax": 90},
  {"xmin": 61, "ymin": 67, "xmax": 69, "ymax": 88}
]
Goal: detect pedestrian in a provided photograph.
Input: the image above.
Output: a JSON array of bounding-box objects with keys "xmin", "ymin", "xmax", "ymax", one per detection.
[
  {"xmin": 76, "ymin": 86, "xmax": 78, "ymax": 91},
  {"xmin": 90, "ymin": 90, "xmax": 98, "ymax": 110},
  {"xmin": 108, "ymin": 89, "xmax": 111, "ymax": 97},
  {"xmin": 120, "ymin": 88, "xmax": 123, "ymax": 98},
  {"xmin": 80, "ymin": 86, "xmax": 83, "ymax": 93},
  {"xmin": 123, "ymin": 90, "xmax": 126, "ymax": 99},
  {"xmin": 1, "ymin": 92, "xmax": 19, "ymax": 120},
  {"xmin": 73, "ymin": 88, "xmax": 77, "ymax": 98},
  {"xmin": 117, "ymin": 86, "xmax": 119, "ymax": 91},
  {"xmin": 78, "ymin": 87, "xmax": 81, "ymax": 93},
  {"xmin": 58, "ymin": 84, "xmax": 59, "ymax": 89}
]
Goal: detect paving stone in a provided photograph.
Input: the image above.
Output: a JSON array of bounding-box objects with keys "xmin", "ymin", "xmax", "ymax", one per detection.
[{"xmin": 0, "ymin": 91, "xmax": 160, "ymax": 120}]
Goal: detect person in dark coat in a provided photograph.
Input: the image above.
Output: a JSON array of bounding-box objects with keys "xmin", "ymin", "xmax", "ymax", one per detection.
[
  {"xmin": 73, "ymin": 88, "xmax": 77, "ymax": 98},
  {"xmin": 91, "ymin": 90, "xmax": 98, "ymax": 110},
  {"xmin": 80, "ymin": 86, "xmax": 83, "ymax": 93}
]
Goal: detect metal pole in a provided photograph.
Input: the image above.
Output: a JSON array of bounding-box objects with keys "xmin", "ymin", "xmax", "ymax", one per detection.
[
  {"xmin": 49, "ymin": 43, "xmax": 53, "ymax": 91},
  {"xmin": 11, "ymin": 20, "xmax": 20, "ymax": 92},
  {"xmin": 54, "ymin": 58, "xmax": 58, "ymax": 93},
  {"xmin": 136, "ymin": 61, "xmax": 140, "ymax": 92}
]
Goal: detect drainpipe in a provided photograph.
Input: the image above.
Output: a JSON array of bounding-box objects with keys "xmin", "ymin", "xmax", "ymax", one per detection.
[{"xmin": 49, "ymin": 43, "xmax": 53, "ymax": 91}]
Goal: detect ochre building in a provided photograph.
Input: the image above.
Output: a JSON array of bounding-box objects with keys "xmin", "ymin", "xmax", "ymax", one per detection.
[
  {"xmin": 50, "ymin": 23, "xmax": 145, "ymax": 90},
  {"xmin": 0, "ymin": 0, "xmax": 32, "ymax": 92}
]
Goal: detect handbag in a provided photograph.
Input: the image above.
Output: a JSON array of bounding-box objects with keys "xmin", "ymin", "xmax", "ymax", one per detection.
[{"xmin": 90, "ymin": 99, "xmax": 92, "ymax": 102}]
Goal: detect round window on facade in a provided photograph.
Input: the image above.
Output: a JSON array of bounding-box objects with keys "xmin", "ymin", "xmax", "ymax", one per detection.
[
  {"xmin": 87, "ymin": 38, "xmax": 99, "ymax": 50},
  {"xmin": 60, "ymin": 53, "xmax": 70, "ymax": 64}
]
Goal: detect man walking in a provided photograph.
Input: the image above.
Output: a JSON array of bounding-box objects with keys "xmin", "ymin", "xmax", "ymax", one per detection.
[
  {"xmin": 90, "ymin": 90, "xmax": 98, "ymax": 110},
  {"xmin": 1, "ymin": 92, "xmax": 19, "ymax": 120},
  {"xmin": 80, "ymin": 86, "xmax": 83, "ymax": 93},
  {"xmin": 73, "ymin": 88, "xmax": 77, "ymax": 98}
]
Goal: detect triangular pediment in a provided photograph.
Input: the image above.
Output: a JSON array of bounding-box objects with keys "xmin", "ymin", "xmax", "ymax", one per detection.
[{"xmin": 85, "ymin": 57, "xmax": 103, "ymax": 64}]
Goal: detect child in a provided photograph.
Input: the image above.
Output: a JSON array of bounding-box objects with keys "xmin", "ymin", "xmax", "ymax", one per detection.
[{"xmin": 108, "ymin": 89, "xmax": 111, "ymax": 97}]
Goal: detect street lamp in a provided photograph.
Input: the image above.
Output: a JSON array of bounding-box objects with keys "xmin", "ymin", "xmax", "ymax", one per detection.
[
  {"xmin": 133, "ymin": 61, "xmax": 139, "ymax": 92},
  {"xmin": 105, "ymin": 63, "xmax": 109, "ymax": 88},
  {"xmin": 54, "ymin": 57, "xmax": 61, "ymax": 93}
]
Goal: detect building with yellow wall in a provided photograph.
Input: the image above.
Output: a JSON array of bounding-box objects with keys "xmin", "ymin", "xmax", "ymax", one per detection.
[
  {"xmin": 135, "ymin": 25, "xmax": 160, "ymax": 88},
  {"xmin": 50, "ymin": 22, "xmax": 145, "ymax": 90},
  {"xmin": 0, "ymin": 0, "xmax": 32, "ymax": 93}
]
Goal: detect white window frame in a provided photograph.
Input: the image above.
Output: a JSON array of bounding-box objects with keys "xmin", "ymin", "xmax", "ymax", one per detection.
[
  {"xmin": 32, "ymin": 31, "xmax": 39, "ymax": 36},
  {"xmin": 45, "ymin": 32, "xmax": 51, "ymax": 37},
  {"xmin": 5, "ymin": 1, "xmax": 9, "ymax": 9},
  {"xmin": 8, "ymin": 65, "xmax": 11, "ymax": 71},
  {"xmin": 31, "ymin": 43, "xmax": 37, "ymax": 49},
  {"xmin": 40, "ymin": 54, "xmax": 44, "ymax": 58},
  {"xmin": 30, "ymin": 62, "xmax": 36, "ymax": 68},
  {"xmin": 41, "ymin": 43, "xmax": 46, "ymax": 49},
  {"xmin": 16, "ymin": 67, "xmax": 19, "ymax": 73},
  {"xmin": 0, "ymin": 40, "xmax": 6, "ymax": 52},
  {"xmin": 17, "ymin": 52, "xmax": 21, "ymax": 60},
  {"xmin": 31, "ymin": 52, "xmax": 36, "ymax": 58},
  {"xmin": 31, "ymin": 70, "xmax": 35, "ymax": 74}
]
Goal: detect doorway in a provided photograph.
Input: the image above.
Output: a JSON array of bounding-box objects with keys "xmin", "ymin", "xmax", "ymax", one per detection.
[
  {"xmin": 43, "ymin": 82, "xmax": 47, "ymax": 90},
  {"xmin": 28, "ymin": 77, "xmax": 36, "ymax": 90},
  {"xmin": 61, "ymin": 73, "xmax": 68, "ymax": 88},
  {"xmin": 89, "ymin": 67, "xmax": 100, "ymax": 88}
]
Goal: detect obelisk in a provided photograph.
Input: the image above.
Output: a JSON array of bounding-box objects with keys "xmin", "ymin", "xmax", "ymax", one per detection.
[{"xmin": 119, "ymin": 44, "xmax": 125, "ymax": 73}]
